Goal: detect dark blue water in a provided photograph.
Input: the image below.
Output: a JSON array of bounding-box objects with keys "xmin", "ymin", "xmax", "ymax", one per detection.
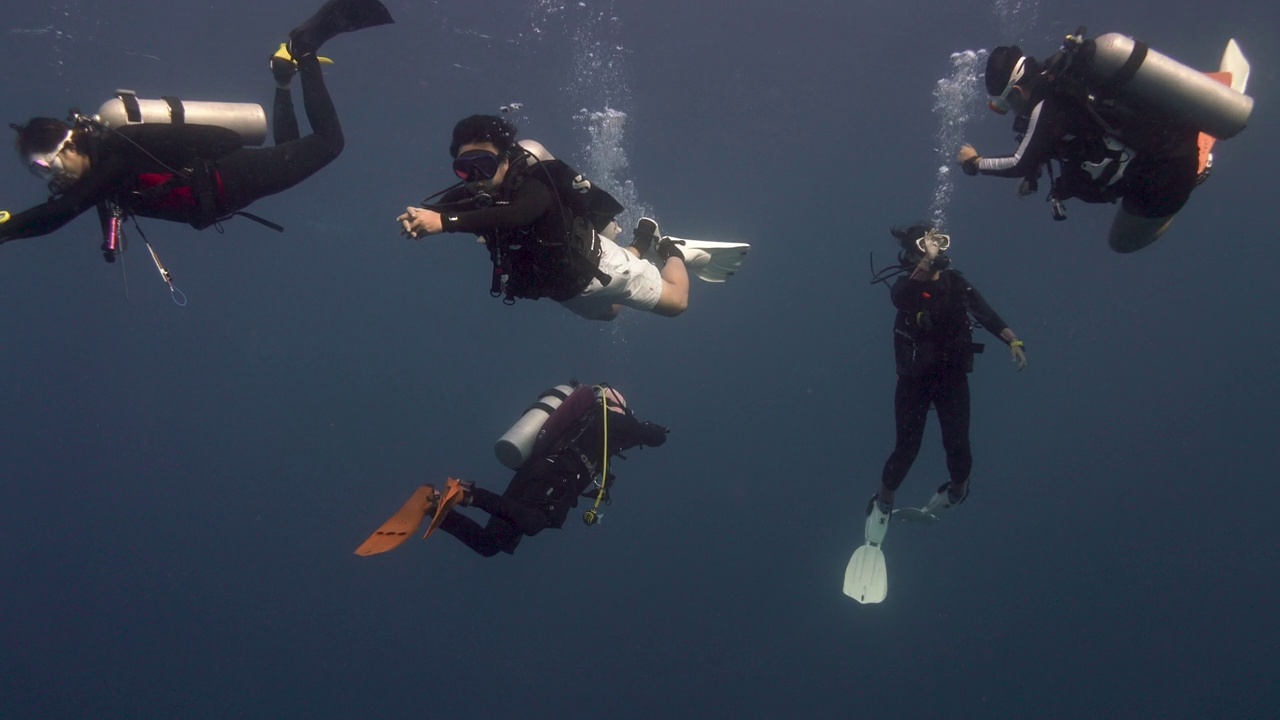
[{"xmin": 2, "ymin": 1, "xmax": 1277, "ymax": 717}]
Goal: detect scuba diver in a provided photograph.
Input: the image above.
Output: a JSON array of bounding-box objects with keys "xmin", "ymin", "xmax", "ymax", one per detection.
[
  {"xmin": 0, "ymin": 0, "xmax": 394, "ymax": 266},
  {"xmin": 395, "ymin": 114, "xmax": 696, "ymax": 321},
  {"xmin": 844, "ymin": 225, "xmax": 1026, "ymax": 604},
  {"xmin": 355, "ymin": 383, "xmax": 669, "ymax": 558},
  {"xmin": 958, "ymin": 30, "xmax": 1253, "ymax": 253}
]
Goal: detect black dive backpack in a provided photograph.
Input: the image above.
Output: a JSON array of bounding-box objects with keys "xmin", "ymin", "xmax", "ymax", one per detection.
[{"xmin": 439, "ymin": 157, "xmax": 625, "ymax": 303}]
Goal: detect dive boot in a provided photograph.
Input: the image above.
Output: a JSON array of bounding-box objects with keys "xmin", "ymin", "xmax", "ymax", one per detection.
[
  {"xmin": 655, "ymin": 236, "xmax": 685, "ymax": 262},
  {"xmin": 354, "ymin": 484, "xmax": 438, "ymax": 556},
  {"xmin": 631, "ymin": 217, "xmax": 660, "ymax": 257},
  {"xmin": 423, "ymin": 477, "xmax": 470, "ymax": 538},
  {"xmin": 290, "ymin": 0, "xmax": 395, "ymax": 57},
  {"xmin": 271, "ymin": 43, "xmax": 333, "ymax": 86},
  {"xmin": 864, "ymin": 494, "xmax": 891, "ymax": 547},
  {"xmin": 920, "ymin": 481, "xmax": 968, "ymax": 518}
]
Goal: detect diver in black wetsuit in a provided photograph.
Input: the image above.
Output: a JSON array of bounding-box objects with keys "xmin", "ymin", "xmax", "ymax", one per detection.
[
  {"xmin": 958, "ymin": 43, "xmax": 1200, "ymax": 253},
  {"xmin": 863, "ymin": 225, "xmax": 1026, "ymax": 549},
  {"xmin": 355, "ymin": 384, "xmax": 669, "ymax": 558},
  {"xmin": 0, "ymin": 0, "xmax": 393, "ymax": 249}
]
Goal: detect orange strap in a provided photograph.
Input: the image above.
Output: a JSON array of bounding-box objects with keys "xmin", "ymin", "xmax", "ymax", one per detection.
[{"xmin": 354, "ymin": 484, "xmax": 437, "ymax": 556}]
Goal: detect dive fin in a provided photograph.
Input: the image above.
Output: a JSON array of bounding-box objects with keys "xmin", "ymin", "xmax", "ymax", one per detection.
[
  {"xmin": 659, "ymin": 236, "xmax": 750, "ymax": 283},
  {"xmin": 273, "ymin": 42, "xmax": 333, "ymax": 67},
  {"xmin": 842, "ymin": 544, "xmax": 888, "ymax": 604},
  {"xmin": 423, "ymin": 477, "xmax": 468, "ymax": 538},
  {"xmin": 893, "ymin": 506, "xmax": 940, "ymax": 524},
  {"xmin": 354, "ymin": 484, "xmax": 437, "ymax": 556},
  {"xmin": 1220, "ymin": 39, "xmax": 1250, "ymax": 95},
  {"xmin": 290, "ymin": 0, "xmax": 395, "ymax": 54}
]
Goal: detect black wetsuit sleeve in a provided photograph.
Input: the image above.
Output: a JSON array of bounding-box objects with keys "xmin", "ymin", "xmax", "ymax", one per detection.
[
  {"xmin": 976, "ymin": 99, "xmax": 1059, "ymax": 178},
  {"xmin": 608, "ymin": 412, "xmax": 668, "ymax": 452},
  {"xmin": 960, "ymin": 276, "xmax": 1012, "ymax": 341},
  {"xmin": 438, "ymin": 178, "xmax": 555, "ymax": 234},
  {"xmin": 0, "ymin": 163, "xmax": 124, "ymax": 244}
]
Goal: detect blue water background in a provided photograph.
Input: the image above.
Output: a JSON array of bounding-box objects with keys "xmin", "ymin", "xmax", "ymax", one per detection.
[{"xmin": 1, "ymin": 0, "xmax": 1278, "ymax": 717}]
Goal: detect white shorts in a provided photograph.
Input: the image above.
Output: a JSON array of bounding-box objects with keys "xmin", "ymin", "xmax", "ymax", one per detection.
[{"xmin": 558, "ymin": 237, "xmax": 664, "ymax": 319}]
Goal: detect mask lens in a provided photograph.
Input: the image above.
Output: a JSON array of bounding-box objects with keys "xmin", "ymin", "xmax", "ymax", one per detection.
[
  {"xmin": 452, "ymin": 150, "xmax": 500, "ymax": 182},
  {"xmin": 27, "ymin": 158, "xmax": 55, "ymax": 180}
]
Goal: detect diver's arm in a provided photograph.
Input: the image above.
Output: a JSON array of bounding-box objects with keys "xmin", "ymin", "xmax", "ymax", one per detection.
[
  {"xmin": 439, "ymin": 179, "xmax": 554, "ymax": 234},
  {"xmin": 973, "ymin": 101, "xmax": 1055, "ymax": 178},
  {"xmin": 609, "ymin": 412, "xmax": 668, "ymax": 451},
  {"xmin": 963, "ymin": 280, "xmax": 1013, "ymax": 342},
  {"xmin": 0, "ymin": 169, "xmax": 118, "ymax": 244},
  {"xmin": 890, "ymin": 274, "xmax": 934, "ymax": 313}
]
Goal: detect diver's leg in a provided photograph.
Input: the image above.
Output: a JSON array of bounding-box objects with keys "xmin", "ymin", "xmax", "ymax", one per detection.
[
  {"xmin": 934, "ymin": 374, "xmax": 973, "ymax": 499},
  {"xmin": 272, "ymin": 86, "xmax": 301, "ymax": 145},
  {"xmin": 650, "ymin": 255, "xmax": 690, "ymax": 317},
  {"xmin": 878, "ymin": 376, "xmax": 930, "ymax": 506},
  {"xmin": 469, "ymin": 486, "xmax": 554, "ymax": 537},
  {"xmin": 1109, "ymin": 149, "xmax": 1197, "ymax": 253},
  {"xmin": 1107, "ymin": 208, "xmax": 1177, "ymax": 254},
  {"xmin": 215, "ymin": 54, "xmax": 344, "ymax": 210},
  {"xmin": 438, "ymin": 512, "xmax": 521, "ymax": 557}
]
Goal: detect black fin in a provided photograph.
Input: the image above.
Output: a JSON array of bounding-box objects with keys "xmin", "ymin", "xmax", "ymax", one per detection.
[{"xmin": 290, "ymin": 0, "xmax": 394, "ymax": 55}]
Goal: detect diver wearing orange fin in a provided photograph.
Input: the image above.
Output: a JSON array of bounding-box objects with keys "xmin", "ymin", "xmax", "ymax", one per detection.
[{"xmin": 355, "ymin": 383, "xmax": 669, "ymax": 558}]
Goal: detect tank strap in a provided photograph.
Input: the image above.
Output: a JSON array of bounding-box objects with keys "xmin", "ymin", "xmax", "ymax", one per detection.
[
  {"xmin": 161, "ymin": 96, "xmax": 185, "ymax": 125},
  {"xmin": 1106, "ymin": 40, "xmax": 1148, "ymax": 91},
  {"xmin": 119, "ymin": 93, "xmax": 143, "ymax": 123}
]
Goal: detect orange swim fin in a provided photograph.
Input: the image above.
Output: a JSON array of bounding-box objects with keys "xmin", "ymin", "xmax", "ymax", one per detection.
[
  {"xmin": 423, "ymin": 477, "xmax": 468, "ymax": 539},
  {"xmin": 1197, "ymin": 71, "xmax": 1233, "ymax": 176},
  {"xmin": 354, "ymin": 484, "xmax": 438, "ymax": 556}
]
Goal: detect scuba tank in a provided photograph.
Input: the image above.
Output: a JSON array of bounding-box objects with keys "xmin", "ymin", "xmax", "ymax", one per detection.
[
  {"xmin": 1082, "ymin": 33, "xmax": 1252, "ymax": 139},
  {"xmin": 95, "ymin": 89, "xmax": 268, "ymax": 146},
  {"xmin": 494, "ymin": 382, "xmax": 577, "ymax": 470}
]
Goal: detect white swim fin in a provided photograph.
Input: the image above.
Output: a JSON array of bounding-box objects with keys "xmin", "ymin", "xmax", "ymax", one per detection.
[
  {"xmin": 659, "ymin": 236, "xmax": 749, "ymax": 283},
  {"xmin": 1220, "ymin": 39, "xmax": 1250, "ymax": 95},
  {"xmin": 843, "ymin": 545, "xmax": 887, "ymax": 604},
  {"xmin": 843, "ymin": 497, "xmax": 890, "ymax": 604}
]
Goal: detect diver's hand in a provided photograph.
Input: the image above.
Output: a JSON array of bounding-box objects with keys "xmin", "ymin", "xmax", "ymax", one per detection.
[
  {"xmin": 639, "ymin": 421, "xmax": 669, "ymax": 447},
  {"xmin": 1009, "ymin": 340, "xmax": 1027, "ymax": 371},
  {"xmin": 398, "ymin": 207, "xmax": 442, "ymax": 239},
  {"xmin": 958, "ymin": 144, "xmax": 980, "ymax": 176}
]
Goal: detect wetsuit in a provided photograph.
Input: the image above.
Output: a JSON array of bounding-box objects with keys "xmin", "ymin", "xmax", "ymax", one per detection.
[
  {"xmin": 973, "ymin": 90, "xmax": 1199, "ymax": 219},
  {"xmin": 440, "ymin": 389, "xmax": 667, "ymax": 557},
  {"xmin": 433, "ymin": 159, "xmax": 621, "ymax": 302},
  {"xmin": 0, "ymin": 54, "xmax": 343, "ymax": 244},
  {"xmin": 880, "ymin": 269, "xmax": 1011, "ymax": 498}
]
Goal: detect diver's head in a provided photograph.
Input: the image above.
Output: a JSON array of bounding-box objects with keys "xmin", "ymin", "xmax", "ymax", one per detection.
[
  {"xmin": 12, "ymin": 117, "xmax": 90, "ymax": 193},
  {"xmin": 600, "ymin": 385, "xmax": 628, "ymax": 414},
  {"xmin": 891, "ymin": 224, "xmax": 951, "ymax": 266},
  {"xmin": 449, "ymin": 114, "xmax": 517, "ymax": 192},
  {"xmin": 985, "ymin": 46, "xmax": 1039, "ymax": 115}
]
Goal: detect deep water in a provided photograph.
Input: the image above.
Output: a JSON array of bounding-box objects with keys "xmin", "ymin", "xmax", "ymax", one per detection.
[{"xmin": 1, "ymin": 0, "xmax": 1277, "ymax": 718}]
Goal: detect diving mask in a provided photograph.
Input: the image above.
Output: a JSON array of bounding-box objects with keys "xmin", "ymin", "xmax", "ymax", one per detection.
[
  {"xmin": 26, "ymin": 130, "xmax": 74, "ymax": 182},
  {"xmin": 452, "ymin": 149, "xmax": 501, "ymax": 182},
  {"xmin": 987, "ymin": 55, "xmax": 1027, "ymax": 115},
  {"xmin": 916, "ymin": 229, "xmax": 951, "ymax": 254}
]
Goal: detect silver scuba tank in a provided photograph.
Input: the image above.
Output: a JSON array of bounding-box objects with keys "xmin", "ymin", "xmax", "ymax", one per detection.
[
  {"xmin": 1084, "ymin": 33, "xmax": 1252, "ymax": 139},
  {"xmin": 494, "ymin": 383, "xmax": 576, "ymax": 469},
  {"xmin": 95, "ymin": 89, "xmax": 268, "ymax": 146}
]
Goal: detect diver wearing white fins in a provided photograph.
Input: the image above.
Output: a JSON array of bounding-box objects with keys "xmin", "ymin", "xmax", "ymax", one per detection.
[
  {"xmin": 395, "ymin": 114, "xmax": 748, "ymax": 321},
  {"xmin": 958, "ymin": 29, "xmax": 1252, "ymax": 253},
  {"xmin": 844, "ymin": 225, "xmax": 1027, "ymax": 604},
  {"xmin": 355, "ymin": 383, "xmax": 669, "ymax": 558}
]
